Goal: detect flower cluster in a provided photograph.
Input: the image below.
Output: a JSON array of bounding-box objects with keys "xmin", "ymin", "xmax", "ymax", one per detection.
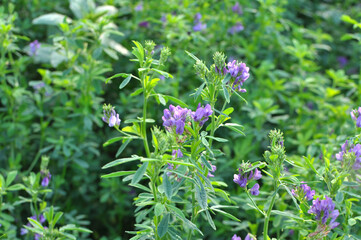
[
  {"xmin": 308, "ymin": 196, "xmax": 339, "ymax": 229},
  {"xmin": 41, "ymin": 171, "xmax": 51, "ymax": 187},
  {"xmin": 228, "ymin": 22, "xmax": 244, "ymax": 35},
  {"xmin": 292, "ymin": 182, "xmax": 315, "ymax": 201},
  {"xmin": 350, "ymin": 107, "xmax": 361, "ymax": 127},
  {"xmin": 335, "ymin": 140, "xmax": 361, "ymax": 170},
  {"xmin": 215, "ymin": 60, "xmax": 250, "ymax": 92},
  {"xmin": 232, "ymin": 2, "xmax": 243, "ymax": 15},
  {"xmin": 232, "ymin": 234, "xmax": 255, "ymax": 240},
  {"xmin": 134, "ymin": 2, "xmax": 143, "ymax": 11},
  {"xmin": 29, "ymin": 40, "xmax": 41, "ymax": 56},
  {"xmin": 21, "ymin": 214, "xmax": 46, "ymax": 239},
  {"xmin": 233, "ymin": 163, "xmax": 262, "ymax": 195},
  {"xmin": 193, "ymin": 13, "xmax": 207, "ymax": 32},
  {"xmin": 102, "ymin": 104, "xmax": 121, "ymax": 127},
  {"xmin": 191, "ymin": 103, "xmax": 212, "ymax": 126},
  {"xmin": 163, "ymin": 105, "xmax": 190, "ymax": 135}
]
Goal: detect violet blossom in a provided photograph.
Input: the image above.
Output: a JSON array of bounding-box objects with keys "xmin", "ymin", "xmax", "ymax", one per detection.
[
  {"xmin": 291, "ymin": 181, "xmax": 315, "ymax": 201},
  {"xmin": 162, "ymin": 105, "xmax": 190, "ymax": 135},
  {"xmin": 308, "ymin": 196, "xmax": 339, "ymax": 229},
  {"xmin": 191, "ymin": 103, "xmax": 212, "ymax": 126},
  {"xmin": 29, "ymin": 40, "xmax": 41, "ymax": 56}
]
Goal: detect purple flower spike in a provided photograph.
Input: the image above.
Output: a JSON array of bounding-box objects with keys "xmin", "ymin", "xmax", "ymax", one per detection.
[
  {"xmin": 250, "ymin": 183, "xmax": 260, "ymax": 196},
  {"xmin": 233, "ymin": 174, "xmax": 247, "ymax": 188},
  {"xmin": 193, "ymin": 12, "xmax": 207, "ymax": 32},
  {"xmin": 207, "ymin": 163, "xmax": 217, "ymax": 178},
  {"xmin": 29, "ymin": 40, "xmax": 41, "ymax": 56},
  {"xmin": 232, "ymin": 234, "xmax": 242, "ymax": 240},
  {"xmin": 162, "ymin": 105, "xmax": 191, "ymax": 135},
  {"xmin": 253, "ymin": 168, "xmax": 262, "ymax": 180},
  {"xmin": 292, "ymin": 182, "xmax": 315, "ymax": 201},
  {"xmin": 102, "ymin": 107, "xmax": 121, "ymax": 128},
  {"xmin": 139, "ymin": 21, "xmax": 150, "ymax": 28},
  {"xmin": 192, "ymin": 103, "xmax": 213, "ymax": 126},
  {"xmin": 172, "ymin": 149, "xmax": 183, "ymax": 158},
  {"xmin": 232, "ymin": 2, "xmax": 243, "ymax": 15},
  {"xmin": 308, "ymin": 196, "xmax": 339, "ymax": 229},
  {"xmin": 228, "ymin": 22, "xmax": 244, "ymax": 35},
  {"xmin": 41, "ymin": 172, "xmax": 51, "ymax": 187},
  {"xmin": 350, "ymin": 107, "xmax": 361, "ymax": 128},
  {"xmin": 134, "ymin": 2, "xmax": 143, "ymax": 11},
  {"xmin": 217, "ymin": 60, "xmax": 250, "ymax": 92},
  {"xmin": 193, "ymin": 22, "xmax": 207, "ymax": 32},
  {"xmin": 20, "ymin": 228, "xmax": 28, "ymax": 235},
  {"xmin": 337, "ymin": 56, "xmax": 348, "ymax": 68}
]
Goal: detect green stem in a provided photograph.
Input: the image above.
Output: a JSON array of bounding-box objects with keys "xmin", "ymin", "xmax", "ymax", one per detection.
[
  {"xmin": 186, "ymin": 190, "xmax": 196, "ymax": 240},
  {"xmin": 245, "ymin": 190, "xmax": 266, "ymax": 216},
  {"xmin": 142, "ymin": 93, "xmax": 151, "ymax": 158},
  {"xmin": 263, "ymin": 183, "xmax": 278, "ymax": 240}
]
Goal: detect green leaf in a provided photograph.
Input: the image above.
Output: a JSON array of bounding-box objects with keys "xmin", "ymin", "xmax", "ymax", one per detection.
[
  {"xmin": 155, "ymin": 203, "xmax": 165, "ymax": 217},
  {"xmin": 185, "ymin": 50, "xmax": 201, "ymax": 62},
  {"xmin": 53, "ymin": 212, "xmax": 63, "ymax": 227},
  {"xmin": 164, "ymin": 95, "xmax": 188, "ymax": 108},
  {"xmin": 33, "ymin": 13, "xmax": 71, "ymax": 25},
  {"xmin": 157, "ymin": 214, "xmax": 170, "ymax": 238},
  {"xmin": 158, "ymin": 94, "xmax": 166, "ymax": 106},
  {"xmin": 102, "ymin": 156, "xmax": 141, "ymax": 169},
  {"xmin": 7, "ymin": 183, "xmax": 24, "ymax": 191},
  {"xmin": 205, "ymin": 136, "xmax": 228, "ymax": 142},
  {"xmin": 230, "ymin": 87, "xmax": 248, "ymax": 104},
  {"xmin": 151, "ymin": 68, "xmax": 173, "ymax": 78},
  {"xmin": 222, "ymin": 73, "xmax": 231, "ymax": 84},
  {"xmin": 163, "ymin": 174, "xmax": 172, "ymax": 199},
  {"xmin": 194, "ymin": 176, "xmax": 207, "ymax": 210},
  {"xmin": 103, "ymin": 136, "xmax": 127, "ymax": 147},
  {"xmin": 60, "ymin": 224, "xmax": 92, "ymax": 233},
  {"xmin": 116, "ymin": 139, "xmax": 131, "ymax": 158},
  {"xmin": 336, "ymin": 191, "xmax": 344, "ymax": 203},
  {"xmin": 194, "ymin": 82, "xmax": 206, "ymax": 100},
  {"xmin": 211, "ymin": 207, "xmax": 240, "ymax": 222},
  {"xmin": 222, "ymin": 85, "xmax": 230, "ymax": 103},
  {"xmin": 131, "ymin": 162, "xmax": 149, "ymax": 185},
  {"xmin": 101, "ymin": 171, "xmax": 136, "ymax": 179},
  {"xmin": 303, "ymin": 156, "xmax": 319, "ymax": 175},
  {"xmin": 167, "ymin": 204, "xmax": 203, "ymax": 236},
  {"xmin": 119, "ymin": 75, "xmax": 132, "ymax": 89},
  {"xmin": 28, "ymin": 218, "xmax": 44, "ymax": 230},
  {"xmin": 348, "ymin": 218, "xmax": 357, "ymax": 226},
  {"xmin": 200, "ymin": 155, "xmax": 212, "ymax": 171},
  {"xmin": 205, "ymin": 210, "xmax": 216, "ymax": 230},
  {"xmin": 223, "ymin": 123, "xmax": 245, "ymax": 136},
  {"xmin": 271, "ymin": 210, "xmax": 303, "ymax": 220},
  {"xmin": 6, "ymin": 171, "xmax": 17, "ymax": 187}
]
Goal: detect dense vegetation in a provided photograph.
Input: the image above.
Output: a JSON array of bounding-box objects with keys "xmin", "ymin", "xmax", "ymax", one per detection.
[{"xmin": 0, "ymin": 0, "xmax": 361, "ymax": 239}]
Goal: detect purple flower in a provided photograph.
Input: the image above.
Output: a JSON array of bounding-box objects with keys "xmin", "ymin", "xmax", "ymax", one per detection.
[
  {"xmin": 231, "ymin": 234, "xmax": 255, "ymax": 240},
  {"xmin": 308, "ymin": 196, "xmax": 339, "ymax": 229},
  {"xmin": 217, "ymin": 60, "xmax": 250, "ymax": 92},
  {"xmin": 134, "ymin": 2, "xmax": 143, "ymax": 11},
  {"xmin": 161, "ymin": 14, "xmax": 167, "ymax": 23},
  {"xmin": 29, "ymin": 40, "xmax": 41, "ymax": 56},
  {"xmin": 232, "ymin": 2, "xmax": 243, "ymax": 15},
  {"xmin": 234, "ymin": 165, "xmax": 262, "ymax": 189},
  {"xmin": 172, "ymin": 149, "xmax": 183, "ymax": 158},
  {"xmin": 102, "ymin": 107, "xmax": 121, "ymax": 128},
  {"xmin": 20, "ymin": 228, "xmax": 28, "ymax": 235},
  {"xmin": 139, "ymin": 21, "xmax": 149, "ymax": 28},
  {"xmin": 250, "ymin": 183, "xmax": 260, "ymax": 196},
  {"xmin": 191, "ymin": 103, "xmax": 213, "ymax": 126},
  {"xmin": 292, "ymin": 182, "xmax": 315, "ymax": 201},
  {"xmin": 162, "ymin": 105, "xmax": 190, "ymax": 135},
  {"xmin": 193, "ymin": 22, "xmax": 207, "ymax": 32},
  {"xmin": 32, "ymin": 82, "xmax": 46, "ymax": 92},
  {"xmin": 335, "ymin": 139, "xmax": 361, "ymax": 170},
  {"xmin": 193, "ymin": 13, "xmax": 207, "ymax": 32},
  {"xmin": 207, "ymin": 163, "xmax": 217, "ymax": 178},
  {"xmin": 350, "ymin": 107, "xmax": 361, "ymax": 128},
  {"xmin": 337, "ymin": 56, "xmax": 348, "ymax": 68},
  {"xmin": 233, "ymin": 173, "xmax": 248, "ymax": 188},
  {"xmin": 232, "ymin": 234, "xmax": 242, "ymax": 240},
  {"xmin": 228, "ymin": 22, "xmax": 244, "ymax": 35},
  {"xmin": 41, "ymin": 172, "xmax": 51, "ymax": 187}
]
